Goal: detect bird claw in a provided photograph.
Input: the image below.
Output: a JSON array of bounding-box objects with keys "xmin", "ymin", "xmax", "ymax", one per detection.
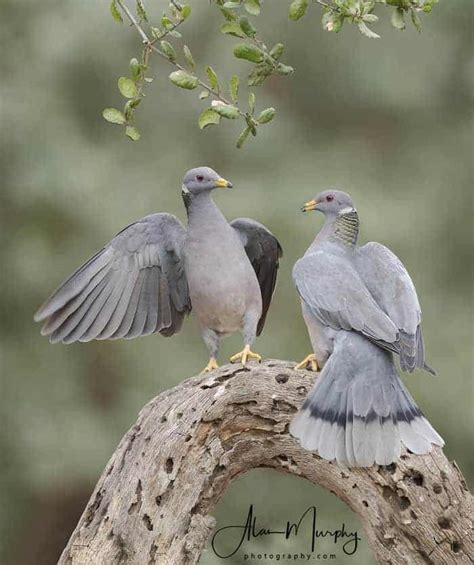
[
  {"xmin": 295, "ymin": 354, "xmax": 320, "ymax": 372},
  {"xmin": 230, "ymin": 345, "xmax": 262, "ymax": 366},
  {"xmin": 200, "ymin": 357, "xmax": 219, "ymax": 374}
]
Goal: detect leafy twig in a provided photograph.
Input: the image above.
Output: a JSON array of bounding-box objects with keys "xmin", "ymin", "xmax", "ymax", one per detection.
[
  {"xmin": 118, "ymin": 0, "xmax": 245, "ymax": 114},
  {"xmin": 103, "ymin": 0, "xmax": 438, "ymax": 146}
]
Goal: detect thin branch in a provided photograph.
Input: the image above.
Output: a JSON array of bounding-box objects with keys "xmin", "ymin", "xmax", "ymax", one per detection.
[
  {"xmin": 116, "ymin": 0, "xmax": 247, "ymax": 118},
  {"xmin": 149, "ymin": 14, "xmax": 187, "ymax": 45},
  {"xmin": 116, "ymin": 0, "xmax": 149, "ymax": 43}
]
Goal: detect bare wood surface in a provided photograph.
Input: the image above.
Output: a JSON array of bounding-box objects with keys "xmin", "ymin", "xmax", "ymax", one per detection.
[{"xmin": 59, "ymin": 360, "xmax": 473, "ymax": 564}]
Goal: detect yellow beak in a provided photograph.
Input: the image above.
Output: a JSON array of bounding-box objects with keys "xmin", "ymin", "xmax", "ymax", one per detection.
[
  {"xmin": 215, "ymin": 178, "xmax": 233, "ymax": 189},
  {"xmin": 302, "ymin": 199, "xmax": 317, "ymax": 212}
]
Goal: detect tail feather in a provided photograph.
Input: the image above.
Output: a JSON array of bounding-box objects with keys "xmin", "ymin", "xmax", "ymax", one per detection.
[
  {"xmin": 344, "ymin": 388, "xmax": 356, "ymax": 467},
  {"xmin": 290, "ymin": 332, "xmax": 443, "ymax": 468}
]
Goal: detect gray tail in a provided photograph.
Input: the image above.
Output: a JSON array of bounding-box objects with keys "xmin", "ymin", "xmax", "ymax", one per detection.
[{"xmin": 290, "ymin": 333, "xmax": 444, "ymax": 468}]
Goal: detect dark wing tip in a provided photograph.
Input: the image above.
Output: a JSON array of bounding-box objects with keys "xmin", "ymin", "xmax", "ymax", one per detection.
[
  {"xmin": 423, "ymin": 362, "xmax": 438, "ymax": 377},
  {"xmin": 230, "ymin": 218, "xmax": 282, "ymax": 337}
]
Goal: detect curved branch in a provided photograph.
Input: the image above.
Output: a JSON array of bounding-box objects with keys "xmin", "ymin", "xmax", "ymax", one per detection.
[
  {"xmin": 116, "ymin": 0, "xmax": 247, "ymax": 117},
  {"xmin": 59, "ymin": 360, "xmax": 473, "ymax": 564}
]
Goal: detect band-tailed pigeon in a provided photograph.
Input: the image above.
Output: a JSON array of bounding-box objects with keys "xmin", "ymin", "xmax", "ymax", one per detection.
[
  {"xmin": 34, "ymin": 167, "xmax": 282, "ymax": 373},
  {"xmin": 290, "ymin": 190, "xmax": 443, "ymax": 467}
]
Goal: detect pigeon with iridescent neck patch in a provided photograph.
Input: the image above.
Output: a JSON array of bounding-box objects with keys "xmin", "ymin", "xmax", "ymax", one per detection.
[{"xmin": 290, "ymin": 189, "xmax": 443, "ymax": 467}]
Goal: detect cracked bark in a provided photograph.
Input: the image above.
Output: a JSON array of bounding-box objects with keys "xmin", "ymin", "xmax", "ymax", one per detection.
[{"xmin": 58, "ymin": 360, "xmax": 473, "ymax": 565}]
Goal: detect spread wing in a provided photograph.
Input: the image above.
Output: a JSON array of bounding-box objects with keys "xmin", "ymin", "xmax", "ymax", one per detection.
[
  {"xmin": 355, "ymin": 242, "xmax": 427, "ymax": 373},
  {"xmin": 230, "ymin": 218, "xmax": 282, "ymax": 335},
  {"xmin": 34, "ymin": 213, "xmax": 191, "ymax": 343},
  {"xmin": 293, "ymin": 251, "xmax": 399, "ymax": 344}
]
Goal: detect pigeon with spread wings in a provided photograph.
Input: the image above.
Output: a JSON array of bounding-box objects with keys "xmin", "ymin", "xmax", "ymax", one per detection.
[{"xmin": 35, "ymin": 167, "xmax": 282, "ymax": 373}]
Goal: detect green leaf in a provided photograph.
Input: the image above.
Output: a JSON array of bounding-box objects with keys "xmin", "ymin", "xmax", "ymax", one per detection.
[
  {"xmin": 151, "ymin": 27, "xmax": 162, "ymax": 40},
  {"xmin": 410, "ymin": 9, "xmax": 422, "ymax": 32},
  {"xmin": 211, "ymin": 101, "xmax": 240, "ymax": 119},
  {"xmin": 229, "ymin": 75, "xmax": 239, "ymax": 104},
  {"xmin": 180, "ymin": 4, "xmax": 191, "ymax": 20},
  {"xmin": 199, "ymin": 90, "xmax": 210, "ymax": 100},
  {"xmin": 248, "ymin": 64, "xmax": 271, "ymax": 86},
  {"xmin": 247, "ymin": 117, "xmax": 257, "ymax": 136},
  {"xmin": 110, "ymin": 0, "xmax": 123, "ymax": 23},
  {"xmin": 198, "ymin": 108, "xmax": 221, "ymax": 129},
  {"xmin": 220, "ymin": 22, "xmax": 246, "ymax": 38},
  {"xmin": 269, "ymin": 43, "xmax": 284, "ymax": 60},
  {"xmin": 125, "ymin": 125, "xmax": 141, "ymax": 141},
  {"xmin": 136, "ymin": 0, "xmax": 148, "ymax": 22},
  {"xmin": 289, "ymin": 0, "xmax": 308, "ymax": 21},
  {"xmin": 422, "ymin": 0, "xmax": 437, "ymax": 13},
  {"xmin": 223, "ymin": 1, "xmax": 241, "ymax": 8},
  {"xmin": 220, "ymin": 6, "xmax": 238, "ymax": 21},
  {"xmin": 236, "ymin": 126, "xmax": 251, "ymax": 148},
  {"xmin": 244, "ymin": 0, "xmax": 260, "ymax": 16},
  {"xmin": 275, "ymin": 63, "xmax": 294, "ymax": 75},
  {"xmin": 183, "ymin": 45, "xmax": 195, "ymax": 70},
  {"xmin": 256, "ymin": 107, "xmax": 275, "ymax": 124},
  {"xmin": 321, "ymin": 11, "xmax": 343, "ymax": 33},
  {"xmin": 129, "ymin": 58, "xmax": 141, "ymax": 80},
  {"xmin": 160, "ymin": 40, "xmax": 177, "ymax": 62},
  {"xmin": 363, "ymin": 14, "xmax": 378, "ymax": 24},
  {"xmin": 206, "ymin": 66, "xmax": 220, "ymax": 93},
  {"xmin": 103, "ymin": 108, "xmax": 126, "ymax": 125},
  {"xmin": 391, "ymin": 8, "xmax": 405, "ymax": 30},
  {"xmin": 124, "ymin": 98, "xmax": 141, "ymax": 119},
  {"xmin": 161, "ymin": 15, "xmax": 173, "ymax": 29},
  {"xmin": 169, "ymin": 70, "xmax": 199, "ymax": 90},
  {"xmin": 357, "ymin": 22, "xmax": 380, "ymax": 39},
  {"xmin": 239, "ymin": 17, "xmax": 257, "ymax": 37},
  {"xmin": 118, "ymin": 77, "xmax": 138, "ymax": 98},
  {"xmin": 233, "ymin": 43, "xmax": 264, "ymax": 63},
  {"xmin": 248, "ymin": 92, "xmax": 256, "ymax": 114}
]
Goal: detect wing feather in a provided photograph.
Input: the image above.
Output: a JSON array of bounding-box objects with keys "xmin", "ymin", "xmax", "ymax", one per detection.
[
  {"xmin": 35, "ymin": 213, "xmax": 191, "ymax": 343},
  {"xmin": 53, "ymin": 273, "xmax": 114, "ymax": 344},
  {"xmin": 230, "ymin": 218, "xmax": 282, "ymax": 335},
  {"xmin": 40, "ymin": 264, "xmax": 112, "ymax": 336},
  {"xmin": 113, "ymin": 269, "xmax": 146, "ymax": 339},
  {"xmin": 293, "ymin": 251, "xmax": 398, "ymax": 345},
  {"xmin": 355, "ymin": 242, "xmax": 427, "ymax": 372}
]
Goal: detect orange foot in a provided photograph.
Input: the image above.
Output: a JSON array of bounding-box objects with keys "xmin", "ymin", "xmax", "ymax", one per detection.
[{"xmin": 295, "ymin": 353, "xmax": 320, "ymax": 372}]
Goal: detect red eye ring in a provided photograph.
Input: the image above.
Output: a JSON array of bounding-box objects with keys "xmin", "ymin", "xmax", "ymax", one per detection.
[
  {"xmin": 196, "ymin": 175, "xmax": 204, "ymax": 182},
  {"xmin": 326, "ymin": 195, "xmax": 334, "ymax": 202}
]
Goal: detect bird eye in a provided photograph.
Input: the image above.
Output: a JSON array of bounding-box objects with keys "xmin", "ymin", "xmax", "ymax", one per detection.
[
  {"xmin": 196, "ymin": 175, "xmax": 204, "ymax": 182},
  {"xmin": 326, "ymin": 195, "xmax": 334, "ymax": 202}
]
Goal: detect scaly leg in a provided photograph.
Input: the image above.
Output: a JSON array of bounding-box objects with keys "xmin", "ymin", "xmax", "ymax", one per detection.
[
  {"xmin": 230, "ymin": 344, "xmax": 262, "ymax": 366},
  {"xmin": 201, "ymin": 357, "xmax": 219, "ymax": 374},
  {"xmin": 200, "ymin": 328, "xmax": 220, "ymax": 373},
  {"xmin": 295, "ymin": 353, "xmax": 320, "ymax": 372},
  {"xmin": 231, "ymin": 308, "xmax": 262, "ymax": 366}
]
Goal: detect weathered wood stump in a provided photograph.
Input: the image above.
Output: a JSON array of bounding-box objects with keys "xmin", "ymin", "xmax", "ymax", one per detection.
[{"xmin": 59, "ymin": 360, "xmax": 473, "ymax": 564}]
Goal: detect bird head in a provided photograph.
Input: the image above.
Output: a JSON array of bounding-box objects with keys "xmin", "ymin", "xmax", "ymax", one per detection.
[
  {"xmin": 301, "ymin": 190, "xmax": 356, "ymax": 216},
  {"xmin": 182, "ymin": 167, "xmax": 232, "ymax": 196}
]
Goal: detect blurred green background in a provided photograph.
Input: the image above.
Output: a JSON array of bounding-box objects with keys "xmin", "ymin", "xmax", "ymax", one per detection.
[{"xmin": 1, "ymin": 1, "xmax": 472, "ymax": 564}]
